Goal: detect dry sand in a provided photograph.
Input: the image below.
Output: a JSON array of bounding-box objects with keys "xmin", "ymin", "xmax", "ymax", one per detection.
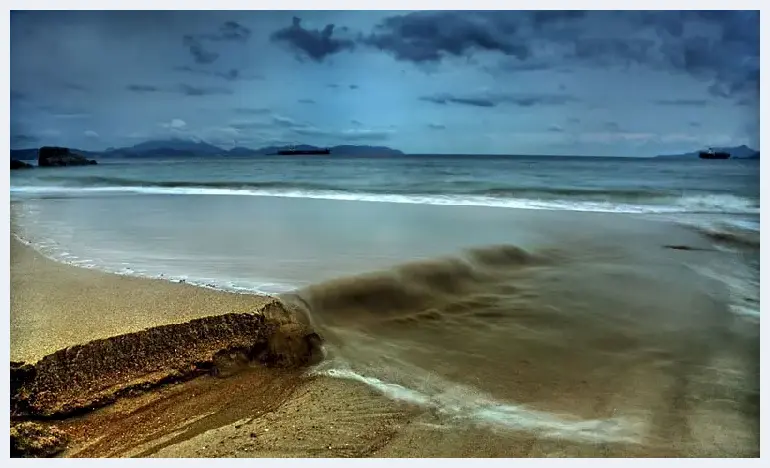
[{"xmin": 10, "ymin": 238, "xmax": 271, "ymax": 363}]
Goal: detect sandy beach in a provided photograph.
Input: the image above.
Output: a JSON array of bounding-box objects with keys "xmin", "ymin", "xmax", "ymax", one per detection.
[
  {"xmin": 9, "ymin": 212, "xmax": 759, "ymax": 457},
  {"xmin": 9, "ymin": 235, "xmax": 418, "ymax": 458},
  {"xmin": 10, "ymin": 237, "xmax": 272, "ymax": 363}
]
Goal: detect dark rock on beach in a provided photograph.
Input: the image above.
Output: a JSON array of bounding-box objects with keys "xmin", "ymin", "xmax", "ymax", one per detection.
[
  {"xmin": 11, "ymin": 361, "xmax": 36, "ymax": 397},
  {"xmin": 10, "ymin": 421, "xmax": 70, "ymax": 458},
  {"xmin": 11, "ymin": 159, "xmax": 33, "ymax": 170},
  {"xmin": 38, "ymin": 146, "xmax": 97, "ymax": 167}
]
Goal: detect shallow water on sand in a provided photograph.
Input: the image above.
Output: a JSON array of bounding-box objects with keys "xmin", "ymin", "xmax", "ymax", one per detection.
[{"xmin": 11, "ymin": 193, "xmax": 759, "ymax": 453}]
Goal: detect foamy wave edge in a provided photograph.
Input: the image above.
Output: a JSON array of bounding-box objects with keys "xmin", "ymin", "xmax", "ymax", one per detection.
[
  {"xmin": 312, "ymin": 364, "xmax": 645, "ymax": 445},
  {"xmin": 11, "ymin": 232, "xmax": 297, "ymax": 296},
  {"xmin": 10, "ymin": 185, "xmax": 759, "ymax": 215}
]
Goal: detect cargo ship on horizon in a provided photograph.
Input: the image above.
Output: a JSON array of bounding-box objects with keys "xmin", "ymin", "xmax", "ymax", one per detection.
[
  {"xmin": 276, "ymin": 145, "xmax": 331, "ymax": 156},
  {"xmin": 699, "ymin": 147, "xmax": 731, "ymax": 159}
]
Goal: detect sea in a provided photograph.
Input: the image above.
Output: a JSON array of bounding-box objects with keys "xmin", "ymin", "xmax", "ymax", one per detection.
[{"xmin": 9, "ymin": 154, "xmax": 760, "ymax": 451}]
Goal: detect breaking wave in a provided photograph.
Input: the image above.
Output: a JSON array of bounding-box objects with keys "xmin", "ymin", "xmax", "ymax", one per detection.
[{"xmin": 11, "ymin": 181, "xmax": 759, "ymax": 215}]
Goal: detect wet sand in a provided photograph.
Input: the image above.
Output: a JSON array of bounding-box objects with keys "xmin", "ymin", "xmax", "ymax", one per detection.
[{"xmin": 9, "ymin": 215, "xmax": 759, "ymax": 457}]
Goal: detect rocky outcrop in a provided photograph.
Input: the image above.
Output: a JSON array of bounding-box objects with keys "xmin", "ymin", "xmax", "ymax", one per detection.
[
  {"xmin": 11, "ymin": 159, "xmax": 33, "ymax": 170},
  {"xmin": 11, "ymin": 422, "xmax": 69, "ymax": 458},
  {"xmin": 37, "ymin": 146, "xmax": 97, "ymax": 167},
  {"xmin": 10, "ymin": 299, "xmax": 322, "ymax": 419}
]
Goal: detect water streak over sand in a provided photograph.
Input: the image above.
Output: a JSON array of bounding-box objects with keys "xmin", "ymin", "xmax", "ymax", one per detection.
[{"xmin": 281, "ymin": 240, "xmax": 758, "ymax": 454}]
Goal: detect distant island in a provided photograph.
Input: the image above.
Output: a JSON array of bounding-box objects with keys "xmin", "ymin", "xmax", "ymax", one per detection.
[
  {"xmin": 10, "ymin": 139, "xmax": 405, "ymax": 161},
  {"xmin": 11, "ymin": 146, "xmax": 98, "ymax": 170},
  {"xmin": 655, "ymin": 145, "xmax": 759, "ymax": 160}
]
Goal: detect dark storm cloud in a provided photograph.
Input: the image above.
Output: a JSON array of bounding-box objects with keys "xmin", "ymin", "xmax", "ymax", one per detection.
[
  {"xmin": 570, "ymin": 37, "xmax": 657, "ymax": 67},
  {"xmin": 177, "ymin": 83, "xmax": 233, "ymax": 96},
  {"xmin": 183, "ymin": 35, "xmax": 219, "ymax": 64},
  {"xmin": 362, "ymin": 11, "xmax": 758, "ymax": 103},
  {"xmin": 420, "ymin": 92, "xmax": 577, "ymax": 108},
  {"xmin": 529, "ymin": 10, "xmax": 588, "ymax": 26},
  {"xmin": 634, "ymin": 10, "xmax": 689, "ymax": 37},
  {"xmin": 362, "ymin": 11, "xmax": 530, "ymax": 63},
  {"xmin": 654, "ymin": 99, "xmax": 709, "ymax": 106},
  {"xmin": 203, "ymin": 20, "xmax": 252, "ymax": 42},
  {"xmin": 420, "ymin": 94, "xmax": 495, "ymax": 107},
  {"xmin": 505, "ymin": 94, "xmax": 578, "ymax": 106},
  {"xmin": 659, "ymin": 11, "xmax": 758, "ymax": 99},
  {"xmin": 174, "ymin": 66, "xmax": 263, "ymax": 81},
  {"xmin": 125, "ymin": 83, "xmax": 232, "ymax": 96},
  {"xmin": 126, "ymin": 84, "xmax": 162, "ymax": 93},
  {"xmin": 182, "ymin": 20, "xmax": 253, "ymax": 64},
  {"xmin": 576, "ymin": 12, "xmax": 758, "ymax": 100},
  {"xmin": 270, "ymin": 16, "xmax": 355, "ymax": 62}
]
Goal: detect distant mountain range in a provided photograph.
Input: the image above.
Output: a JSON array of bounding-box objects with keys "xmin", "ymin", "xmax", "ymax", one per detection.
[
  {"xmin": 12, "ymin": 140, "xmax": 760, "ymax": 161},
  {"xmin": 656, "ymin": 145, "xmax": 759, "ymax": 159},
  {"xmin": 10, "ymin": 139, "xmax": 405, "ymax": 160}
]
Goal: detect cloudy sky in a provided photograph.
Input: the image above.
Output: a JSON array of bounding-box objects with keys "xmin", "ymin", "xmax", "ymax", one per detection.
[{"xmin": 10, "ymin": 10, "xmax": 759, "ymax": 156}]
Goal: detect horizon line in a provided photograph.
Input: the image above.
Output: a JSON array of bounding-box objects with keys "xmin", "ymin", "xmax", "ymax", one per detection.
[{"xmin": 9, "ymin": 141, "xmax": 758, "ymax": 159}]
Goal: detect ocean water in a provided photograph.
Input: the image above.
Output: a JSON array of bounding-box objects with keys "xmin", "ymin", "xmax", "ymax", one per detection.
[
  {"xmin": 9, "ymin": 155, "xmax": 760, "ymax": 452},
  {"xmin": 10, "ymin": 155, "xmax": 759, "ymax": 290},
  {"xmin": 10, "ymin": 155, "xmax": 760, "ymax": 215}
]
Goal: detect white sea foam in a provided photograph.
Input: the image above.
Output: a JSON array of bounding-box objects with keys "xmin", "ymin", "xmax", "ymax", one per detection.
[
  {"xmin": 689, "ymin": 263, "xmax": 760, "ymax": 322},
  {"xmin": 11, "ymin": 232, "xmax": 295, "ymax": 297},
  {"xmin": 10, "ymin": 185, "xmax": 759, "ymax": 215},
  {"xmin": 315, "ymin": 365, "xmax": 644, "ymax": 444}
]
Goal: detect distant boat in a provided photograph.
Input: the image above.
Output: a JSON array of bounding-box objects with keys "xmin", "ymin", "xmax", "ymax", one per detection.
[
  {"xmin": 277, "ymin": 145, "xmax": 331, "ymax": 156},
  {"xmin": 699, "ymin": 147, "xmax": 731, "ymax": 159}
]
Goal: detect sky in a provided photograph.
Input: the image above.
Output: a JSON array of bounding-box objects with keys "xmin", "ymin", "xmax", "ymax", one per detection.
[{"xmin": 10, "ymin": 10, "xmax": 760, "ymax": 156}]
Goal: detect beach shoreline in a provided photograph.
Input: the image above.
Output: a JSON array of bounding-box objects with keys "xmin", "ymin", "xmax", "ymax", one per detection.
[
  {"xmin": 10, "ymin": 234, "xmax": 276, "ymax": 364},
  {"xmin": 9, "ymin": 205, "xmax": 759, "ymax": 458},
  {"xmin": 9, "ymin": 233, "xmax": 421, "ymax": 458}
]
